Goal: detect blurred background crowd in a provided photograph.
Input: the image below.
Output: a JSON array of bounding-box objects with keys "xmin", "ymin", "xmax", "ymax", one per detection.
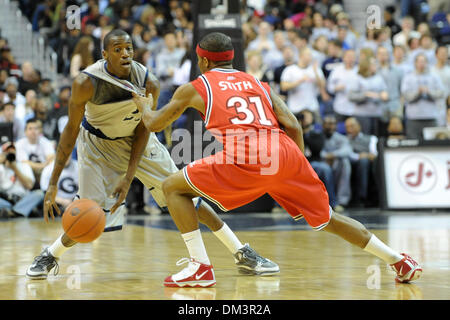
[{"xmin": 0, "ymin": 0, "xmax": 449, "ymax": 218}]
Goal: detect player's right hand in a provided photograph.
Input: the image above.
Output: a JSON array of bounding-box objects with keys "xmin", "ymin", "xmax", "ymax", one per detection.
[
  {"xmin": 110, "ymin": 177, "xmax": 132, "ymax": 214},
  {"xmin": 132, "ymin": 92, "xmax": 153, "ymax": 113},
  {"xmin": 43, "ymin": 185, "xmax": 61, "ymax": 223}
]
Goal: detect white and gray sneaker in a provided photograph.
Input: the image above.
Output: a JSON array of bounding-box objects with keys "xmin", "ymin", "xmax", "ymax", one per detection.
[
  {"xmin": 234, "ymin": 244, "xmax": 279, "ymax": 276},
  {"xmin": 26, "ymin": 248, "xmax": 59, "ymax": 280}
]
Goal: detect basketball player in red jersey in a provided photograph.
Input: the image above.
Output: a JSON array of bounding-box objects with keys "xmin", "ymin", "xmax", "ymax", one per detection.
[{"xmin": 132, "ymin": 32, "xmax": 422, "ymax": 288}]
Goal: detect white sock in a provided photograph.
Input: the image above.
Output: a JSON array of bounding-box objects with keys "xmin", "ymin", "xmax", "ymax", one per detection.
[
  {"xmin": 48, "ymin": 234, "xmax": 71, "ymax": 258},
  {"xmin": 181, "ymin": 229, "xmax": 210, "ymax": 265},
  {"xmin": 213, "ymin": 223, "xmax": 244, "ymax": 254},
  {"xmin": 363, "ymin": 234, "xmax": 403, "ymax": 264}
]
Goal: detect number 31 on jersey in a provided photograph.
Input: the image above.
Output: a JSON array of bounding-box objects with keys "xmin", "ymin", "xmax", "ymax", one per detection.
[{"xmin": 227, "ymin": 96, "xmax": 273, "ymax": 126}]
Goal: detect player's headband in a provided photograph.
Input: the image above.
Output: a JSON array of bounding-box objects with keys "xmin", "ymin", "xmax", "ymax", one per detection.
[{"xmin": 196, "ymin": 44, "xmax": 234, "ymax": 61}]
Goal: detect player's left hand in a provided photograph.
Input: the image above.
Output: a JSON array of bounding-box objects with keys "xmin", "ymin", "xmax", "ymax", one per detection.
[
  {"xmin": 43, "ymin": 185, "xmax": 61, "ymax": 223},
  {"xmin": 110, "ymin": 177, "xmax": 133, "ymax": 214},
  {"xmin": 132, "ymin": 91, "xmax": 153, "ymax": 113}
]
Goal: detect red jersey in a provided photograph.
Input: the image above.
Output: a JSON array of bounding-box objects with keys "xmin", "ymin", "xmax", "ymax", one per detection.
[
  {"xmin": 186, "ymin": 68, "xmax": 330, "ymax": 228},
  {"xmin": 191, "ymin": 68, "xmax": 284, "ymax": 164},
  {"xmin": 191, "ymin": 68, "xmax": 280, "ymax": 132}
]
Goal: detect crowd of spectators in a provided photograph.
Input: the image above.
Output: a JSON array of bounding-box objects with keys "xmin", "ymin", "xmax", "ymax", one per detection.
[{"xmin": 1, "ymin": 0, "xmax": 450, "ymax": 217}]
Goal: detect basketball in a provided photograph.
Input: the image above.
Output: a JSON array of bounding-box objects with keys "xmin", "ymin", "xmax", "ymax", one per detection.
[{"xmin": 62, "ymin": 199, "xmax": 106, "ymax": 243}]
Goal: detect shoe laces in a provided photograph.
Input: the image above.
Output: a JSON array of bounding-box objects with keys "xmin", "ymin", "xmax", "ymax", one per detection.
[
  {"xmin": 172, "ymin": 258, "xmax": 201, "ymax": 280},
  {"xmin": 239, "ymin": 244, "xmax": 266, "ymax": 264},
  {"xmin": 176, "ymin": 257, "xmax": 193, "ymax": 267},
  {"xmin": 33, "ymin": 252, "xmax": 59, "ymax": 276}
]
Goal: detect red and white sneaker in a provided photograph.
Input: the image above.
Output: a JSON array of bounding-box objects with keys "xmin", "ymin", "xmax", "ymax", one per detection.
[
  {"xmin": 390, "ymin": 253, "xmax": 423, "ymax": 283},
  {"xmin": 164, "ymin": 258, "xmax": 216, "ymax": 288}
]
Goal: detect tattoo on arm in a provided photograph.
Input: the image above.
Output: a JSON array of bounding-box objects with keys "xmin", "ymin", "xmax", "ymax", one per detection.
[
  {"xmin": 271, "ymin": 91, "xmax": 304, "ymax": 152},
  {"xmin": 167, "ymin": 105, "xmax": 183, "ymax": 123},
  {"xmin": 272, "ymin": 93, "xmax": 282, "ymax": 109},
  {"xmin": 55, "ymin": 145, "xmax": 68, "ymax": 165},
  {"xmin": 272, "ymin": 93, "xmax": 290, "ymax": 119}
]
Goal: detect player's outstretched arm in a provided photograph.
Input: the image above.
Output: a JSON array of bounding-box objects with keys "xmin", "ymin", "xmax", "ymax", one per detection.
[
  {"xmin": 43, "ymin": 73, "xmax": 92, "ymax": 222},
  {"xmin": 270, "ymin": 91, "xmax": 305, "ymax": 153},
  {"xmin": 110, "ymin": 75, "xmax": 160, "ymax": 213},
  {"xmin": 121, "ymin": 74, "xmax": 160, "ymax": 181},
  {"xmin": 135, "ymin": 83, "xmax": 204, "ymax": 132}
]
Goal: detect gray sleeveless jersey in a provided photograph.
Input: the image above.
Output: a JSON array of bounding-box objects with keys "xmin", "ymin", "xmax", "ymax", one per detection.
[
  {"xmin": 81, "ymin": 59, "xmax": 148, "ymax": 139},
  {"xmin": 83, "ymin": 59, "xmax": 148, "ymax": 105}
]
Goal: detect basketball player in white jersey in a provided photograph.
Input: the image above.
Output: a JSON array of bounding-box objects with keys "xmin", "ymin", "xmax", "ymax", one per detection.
[{"xmin": 26, "ymin": 29, "xmax": 279, "ymax": 279}]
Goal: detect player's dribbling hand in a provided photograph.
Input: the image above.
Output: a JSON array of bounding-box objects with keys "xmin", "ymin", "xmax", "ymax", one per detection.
[
  {"xmin": 110, "ymin": 177, "xmax": 132, "ymax": 214},
  {"xmin": 43, "ymin": 185, "xmax": 61, "ymax": 223},
  {"xmin": 132, "ymin": 91, "xmax": 153, "ymax": 113}
]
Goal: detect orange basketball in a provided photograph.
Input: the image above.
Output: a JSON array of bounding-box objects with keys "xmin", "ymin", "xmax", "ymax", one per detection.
[{"xmin": 62, "ymin": 199, "xmax": 106, "ymax": 243}]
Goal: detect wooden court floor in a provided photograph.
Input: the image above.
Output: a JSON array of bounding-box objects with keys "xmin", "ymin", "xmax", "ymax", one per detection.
[{"xmin": 0, "ymin": 212, "xmax": 449, "ymax": 300}]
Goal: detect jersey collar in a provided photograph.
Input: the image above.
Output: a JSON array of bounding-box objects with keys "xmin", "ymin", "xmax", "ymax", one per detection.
[{"xmin": 210, "ymin": 68, "xmax": 239, "ymax": 73}]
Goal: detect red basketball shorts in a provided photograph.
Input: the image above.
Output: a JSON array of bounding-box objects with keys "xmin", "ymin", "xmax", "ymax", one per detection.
[{"xmin": 183, "ymin": 134, "xmax": 332, "ymax": 230}]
